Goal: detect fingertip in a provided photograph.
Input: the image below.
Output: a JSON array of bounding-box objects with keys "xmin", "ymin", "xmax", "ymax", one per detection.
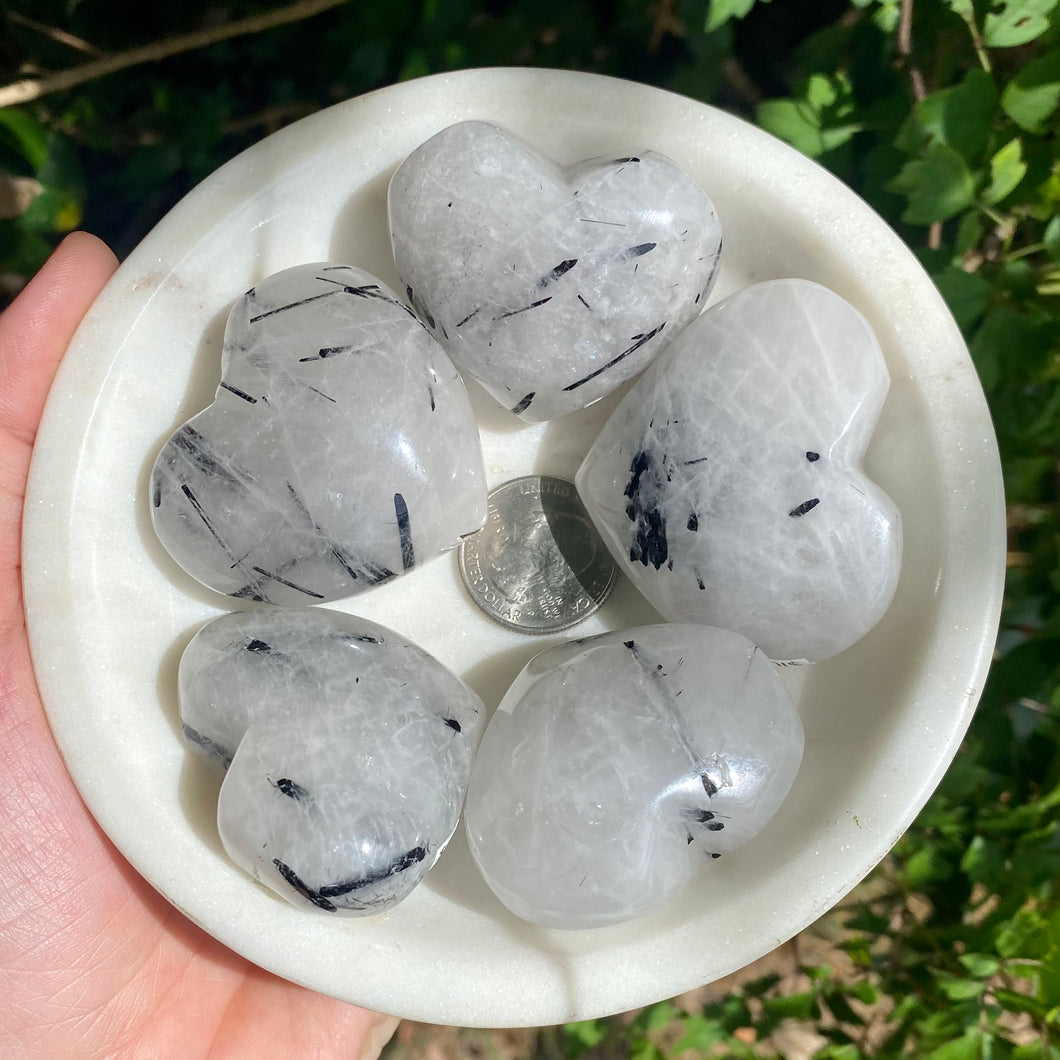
[
  {"xmin": 0, "ymin": 230, "xmax": 119, "ymax": 444},
  {"xmin": 45, "ymin": 230, "xmax": 120, "ymax": 296},
  {"xmin": 56, "ymin": 229, "xmax": 120, "ymax": 272}
]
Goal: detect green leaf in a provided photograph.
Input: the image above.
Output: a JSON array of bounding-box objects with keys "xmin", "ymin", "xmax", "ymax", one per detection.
[
  {"xmin": 1012, "ymin": 1041, "xmax": 1060, "ymax": 1060},
  {"xmin": 671, "ymin": 1015, "xmax": 726, "ymax": 1053},
  {"xmin": 847, "ymin": 981, "xmax": 879, "ymax": 1005},
  {"xmin": 956, "ymin": 211, "xmax": 985, "ymax": 255},
  {"xmin": 984, "ymin": 139, "xmax": 1028, "ymax": 204},
  {"xmin": 929, "ymin": 968, "xmax": 987, "ymax": 1000},
  {"xmin": 824, "ymin": 989, "xmax": 866, "ymax": 1025},
  {"xmin": 563, "ymin": 1019, "xmax": 607, "ymax": 1055},
  {"xmin": 815, "ymin": 1046, "xmax": 861, "ymax": 1060},
  {"xmin": 889, "ymin": 143, "xmax": 977, "ymax": 224},
  {"xmin": 642, "ymin": 1001, "xmax": 675, "ymax": 1031},
  {"xmin": 994, "ymin": 987, "xmax": 1049, "ymax": 1016},
  {"xmin": 1044, "ymin": 215, "xmax": 1060, "ymax": 262},
  {"xmin": 905, "ymin": 842, "xmax": 955, "ymax": 888},
  {"xmin": 996, "ymin": 908, "xmax": 1051, "ymax": 959},
  {"xmin": 970, "ymin": 306, "xmax": 1040, "ymax": 391},
  {"xmin": 918, "ymin": 1008, "xmax": 967, "ymax": 1044},
  {"xmin": 1040, "ymin": 950, "xmax": 1060, "ymax": 1008},
  {"xmin": 844, "ymin": 907, "xmax": 890, "ymax": 933},
  {"xmin": 960, "ymin": 835, "xmax": 1007, "ymax": 889},
  {"xmin": 742, "ymin": 972, "xmax": 782, "ymax": 997},
  {"xmin": 840, "ymin": 936, "xmax": 873, "ymax": 966},
  {"xmin": 757, "ymin": 73, "xmax": 862, "ymax": 158},
  {"xmin": 958, "ymin": 952, "xmax": 1001, "ymax": 977},
  {"xmin": 932, "ymin": 267, "xmax": 992, "ymax": 331},
  {"xmin": 705, "ymin": 0, "xmax": 769, "ymax": 31},
  {"xmin": 927, "ymin": 1030, "xmax": 984, "ymax": 1060},
  {"xmin": 1002, "ymin": 49, "xmax": 1060, "ymax": 131},
  {"xmin": 0, "ymin": 109, "xmax": 50, "ymax": 173},
  {"xmin": 0, "ymin": 221, "xmax": 52, "ymax": 276},
  {"xmin": 762, "ymin": 991, "xmax": 818, "ymax": 1019},
  {"xmin": 16, "ymin": 183, "xmax": 82, "ymax": 234},
  {"xmin": 893, "ymin": 994, "xmax": 922, "ymax": 1022},
  {"xmin": 630, "ymin": 1038, "xmax": 661, "ymax": 1060},
  {"xmin": 896, "ymin": 69, "xmax": 997, "ymax": 163},
  {"xmin": 871, "ymin": 1, "xmax": 901, "ymax": 32},
  {"xmin": 984, "ymin": 0, "xmax": 1059, "ymax": 47}
]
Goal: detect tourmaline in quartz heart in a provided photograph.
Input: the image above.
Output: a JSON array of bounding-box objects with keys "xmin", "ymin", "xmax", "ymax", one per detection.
[
  {"xmin": 464, "ymin": 625, "xmax": 804, "ymax": 929},
  {"xmin": 180, "ymin": 608, "xmax": 485, "ymax": 915},
  {"xmin": 150, "ymin": 263, "xmax": 487, "ymax": 606},
  {"xmin": 388, "ymin": 121, "xmax": 722, "ymax": 422},
  {"xmin": 576, "ymin": 279, "xmax": 902, "ymax": 664}
]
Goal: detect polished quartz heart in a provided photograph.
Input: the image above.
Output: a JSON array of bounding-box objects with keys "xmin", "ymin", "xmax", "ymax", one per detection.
[
  {"xmin": 388, "ymin": 121, "xmax": 722, "ymax": 422},
  {"xmin": 577, "ymin": 280, "xmax": 902, "ymax": 663},
  {"xmin": 464, "ymin": 624, "xmax": 803, "ymax": 929},
  {"xmin": 180, "ymin": 608, "xmax": 485, "ymax": 915},
  {"xmin": 150, "ymin": 263, "xmax": 487, "ymax": 605}
]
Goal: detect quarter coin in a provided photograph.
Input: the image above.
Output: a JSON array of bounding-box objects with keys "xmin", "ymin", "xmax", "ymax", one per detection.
[{"xmin": 458, "ymin": 476, "xmax": 617, "ymax": 634}]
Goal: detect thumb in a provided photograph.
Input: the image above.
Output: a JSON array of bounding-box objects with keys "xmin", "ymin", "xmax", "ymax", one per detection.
[{"xmin": 0, "ymin": 232, "xmax": 119, "ymax": 446}]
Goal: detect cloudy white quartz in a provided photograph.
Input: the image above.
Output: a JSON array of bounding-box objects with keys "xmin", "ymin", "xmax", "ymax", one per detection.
[
  {"xmin": 464, "ymin": 625, "xmax": 804, "ymax": 929},
  {"xmin": 179, "ymin": 608, "xmax": 485, "ymax": 915},
  {"xmin": 577, "ymin": 280, "xmax": 902, "ymax": 663},
  {"xmin": 150, "ymin": 263, "xmax": 487, "ymax": 605},
  {"xmin": 389, "ymin": 121, "xmax": 722, "ymax": 421}
]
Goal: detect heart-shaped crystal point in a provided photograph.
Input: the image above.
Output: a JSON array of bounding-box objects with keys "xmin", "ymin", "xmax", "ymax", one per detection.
[
  {"xmin": 389, "ymin": 121, "xmax": 722, "ymax": 421},
  {"xmin": 464, "ymin": 624, "xmax": 803, "ymax": 929},
  {"xmin": 150, "ymin": 263, "xmax": 487, "ymax": 605},
  {"xmin": 180, "ymin": 608, "xmax": 485, "ymax": 915},
  {"xmin": 577, "ymin": 279, "xmax": 902, "ymax": 663}
]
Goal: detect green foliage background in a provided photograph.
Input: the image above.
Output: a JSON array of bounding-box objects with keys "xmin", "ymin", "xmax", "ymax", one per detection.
[{"xmin": 2, "ymin": 1, "xmax": 1058, "ymax": 1055}]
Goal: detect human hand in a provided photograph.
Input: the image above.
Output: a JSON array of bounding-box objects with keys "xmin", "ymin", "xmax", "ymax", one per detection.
[{"xmin": 0, "ymin": 233, "xmax": 399, "ymax": 1059}]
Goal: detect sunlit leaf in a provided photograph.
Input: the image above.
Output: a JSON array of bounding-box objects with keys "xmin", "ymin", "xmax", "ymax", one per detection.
[
  {"xmin": 958, "ymin": 952, "xmax": 1001, "ymax": 977},
  {"xmin": 889, "ymin": 143, "xmax": 978, "ymax": 223},
  {"xmin": 996, "ymin": 908, "xmax": 1052, "ymax": 959},
  {"xmin": 930, "ymin": 969, "xmax": 987, "ymax": 1001},
  {"xmin": 1002, "ymin": 49, "xmax": 1060, "ymax": 131},
  {"xmin": 671, "ymin": 1016, "xmax": 726, "ymax": 1052},
  {"xmin": 895, "ymin": 69, "xmax": 997, "ymax": 163},
  {"xmin": 984, "ymin": 0, "xmax": 1059, "ymax": 47},
  {"xmin": 705, "ymin": 0, "xmax": 770, "ymax": 31},
  {"xmin": 927, "ymin": 1030, "xmax": 984, "ymax": 1060},
  {"xmin": 763, "ymin": 991, "xmax": 818, "ymax": 1019},
  {"xmin": 0, "ymin": 109, "xmax": 50, "ymax": 173},
  {"xmin": 984, "ymin": 138, "xmax": 1028, "ymax": 204}
]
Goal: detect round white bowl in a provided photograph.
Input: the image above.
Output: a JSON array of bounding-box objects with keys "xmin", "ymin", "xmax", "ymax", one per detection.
[{"xmin": 22, "ymin": 68, "xmax": 1005, "ymax": 1028}]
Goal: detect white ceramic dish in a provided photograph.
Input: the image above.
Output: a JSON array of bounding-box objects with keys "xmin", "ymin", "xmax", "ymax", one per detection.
[{"xmin": 22, "ymin": 68, "xmax": 1005, "ymax": 1028}]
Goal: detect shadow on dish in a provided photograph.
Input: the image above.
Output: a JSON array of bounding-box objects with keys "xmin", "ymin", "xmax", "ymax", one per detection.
[
  {"xmin": 459, "ymin": 639, "xmax": 557, "ymax": 714},
  {"xmin": 155, "ymin": 619, "xmax": 206, "ymax": 745},
  {"xmin": 328, "ymin": 165, "xmax": 401, "ymax": 291}
]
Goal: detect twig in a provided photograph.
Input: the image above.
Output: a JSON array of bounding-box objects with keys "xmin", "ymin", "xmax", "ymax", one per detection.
[
  {"xmin": 0, "ymin": 0, "xmax": 353, "ymax": 109},
  {"xmin": 6, "ymin": 11, "xmax": 104, "ymax": 57},
  {"xmin": 897, "ymin": 0, "xmax": 944, "ymax": 248},
  {"xmin": 649, "ymin": 0, "xmax": 684, "ymax": 50},
  {"xmin": 953, "ymin": 4, "xmax": 992, "ymax": 73},
  {"xmin": 897, "ymin": 0, "xmax": 926, "ymax": 102},
  {"xmin": 721, "ymin": 56, "xmax": 763, "ymax": 107},
  {"xmin": 224, "ymin": 101, "xmax": 316, "ymax": 134}
]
